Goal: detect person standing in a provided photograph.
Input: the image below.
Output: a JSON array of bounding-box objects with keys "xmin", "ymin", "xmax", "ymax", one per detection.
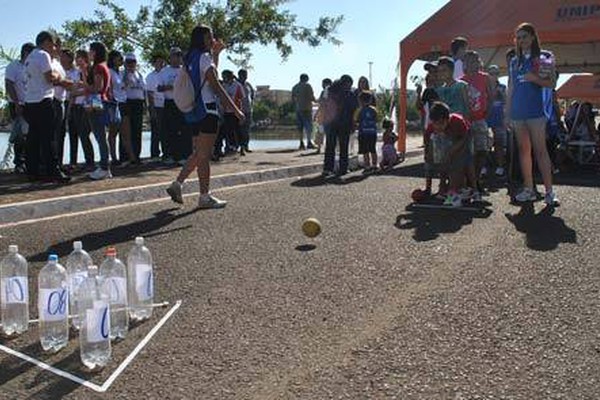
[
  {"xmin": 486, "ymin": 64, "xmax": 508, "ymax": 177},
  {"xmin": 450, "ymin": 36, "xmax": 469, "ymax": 80},
  {"xmin": 23, "ymin": 31, "xmax": 70, "ymax": 183},
  {"xmin": 292, "ymin": 73, "xmax": 316, "ymax": 150},
  {"xmin": 70, "ymin": 50, "xmax": 95, "ymax": 171},
  {"xmin": 107, "ymin": 50, "xmax": 135, "ymax": 166},
  {"xmin": 237, "ymin": 69, "xmax": 254, "ymax": 153},
  {"xmin": 59, "ymin": 49, "xmax": 80, "ymax": 172},
  {"xmin": 314, "ymin": 78, "xmax": 332, "ymax": 154},
  {"xmin": 123, "ymin": 53, "xmax": 145, "ymax": 161},
  {"xmin": 158, "ymin": 47, "xmax": 188, "ymax": 164},
  {"xmin": 507, "ymin": 22, "xmax": 558, "ymax": 206},
  {"xmin": 4, "ymin": 42, "xmax": 34, "ymax": 174},
  {"xmin": 86, "ymin": 42, "xmax": 112, "ymax": 180},
  {"xmin": 145, "ymin": 54, "xmax": 166, "ymax": 163},
  {"xmin": 50, "ymin": 40, "xmax": 69, "ymax": 174},
  {"xmin": 219, "ymin": 70, "xmax": 244, "ymax": 155},
  {"xmin": 166, "ymin": 25, "xmax": 244, "ymax": 209}
]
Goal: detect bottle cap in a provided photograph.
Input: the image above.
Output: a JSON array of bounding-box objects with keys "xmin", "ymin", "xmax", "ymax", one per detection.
[
  {"xmin": 48, "ymin": 254, "xmax": 58, "ymax": 262},
  {"xmin": 106, "ymin": 247, "xmax": 117, "ymax": 257},
  {"xmin": 8, "ymin": 245, "xmax": 18, "ymax": 253},
  {"xmin": 73, "ymin": 241, "xmax": 83, "ymax": 250},
  {"xmin": 135, "ymin": 237, "xmax": 144, "ymax": 245}
]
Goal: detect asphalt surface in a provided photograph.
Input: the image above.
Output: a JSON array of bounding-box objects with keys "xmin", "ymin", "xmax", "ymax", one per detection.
[{"xmin": 0, "ymin": 160, "xmax": 599, "ymax": 399}]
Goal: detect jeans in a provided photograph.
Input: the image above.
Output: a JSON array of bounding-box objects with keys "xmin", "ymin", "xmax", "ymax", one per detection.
[
  {"xmin": 296, "ymin": 110, "xmax": 313, "ymax": 143},
  {"xmin": 91, "ymin": 105, "xmax": 109, "ymax": 170},
  {"xmin": 24, "ymin": 98, "xmax": 55, "ymax": 176},
  {"xmin": 323, "ymin": 125, "xmax": 350, "ymax": 173},
  {"xmin": 150, "ymin": 107, "xmax": 164, "ymax": 158},
  {"xmin": 8, "ymin": 104, "xmax": 28, "ymax": 169},
  {"xmin": 70, "ymin": 105, "xmax": 95, "ymax": 166},
  {"xmin": 127, "ymin": 99, "xmax": 145, "ymax": 159}
]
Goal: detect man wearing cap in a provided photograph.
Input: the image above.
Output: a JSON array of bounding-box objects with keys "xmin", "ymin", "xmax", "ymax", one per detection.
[
  {"xmin": 158, "ymin": 47, "xmax": 188, "ymax": 164},
  {"xmin": 486, "ymin": 64, "xmax": 507, "ymax": 176},
  {"xmin": 4, "ymin": 42, "xmax": 34, "ymax": 174},
  {"xmin": 145, "ymin": 54, "xmax": 166, "ymax": 162},
  {"xmin": 123, "ymin": 52, "xmax": 146, "ymax": 161}
]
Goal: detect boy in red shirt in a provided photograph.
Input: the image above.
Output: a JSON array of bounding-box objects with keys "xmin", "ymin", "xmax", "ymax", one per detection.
[{"xmin": 427, "ymin": 102, "xmax": 472, "ymax": 207}]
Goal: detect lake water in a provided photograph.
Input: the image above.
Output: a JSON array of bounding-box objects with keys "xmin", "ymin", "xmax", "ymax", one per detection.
[{"xmin": 0, "ymin": 131, "xmax": 302, "ymax": 170}]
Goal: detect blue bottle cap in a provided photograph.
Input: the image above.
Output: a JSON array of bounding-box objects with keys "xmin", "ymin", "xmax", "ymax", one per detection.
[{"xmin": 48, "ymin": 254, "xmax": 58, "ymax": 262}]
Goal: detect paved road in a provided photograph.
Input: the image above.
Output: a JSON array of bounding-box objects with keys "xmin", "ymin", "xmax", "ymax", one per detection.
[{"xmin": 0, "ymin": 160, "xmax": 599, "ymax": 399}]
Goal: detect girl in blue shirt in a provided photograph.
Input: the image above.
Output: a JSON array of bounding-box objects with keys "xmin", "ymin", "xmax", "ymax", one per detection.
[{"xmin": 507, "ymin": 22, "xmax": 559, "ymax": 206}]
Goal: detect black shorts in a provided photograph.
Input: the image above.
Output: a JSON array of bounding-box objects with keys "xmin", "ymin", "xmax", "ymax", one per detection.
[
  {"xmin": 189, "ymin": 114, "xmax": 219, "ymax": 136},
  {"xmin": 358, "ymin": 134, "xmax": 377, "ymax": 154}
]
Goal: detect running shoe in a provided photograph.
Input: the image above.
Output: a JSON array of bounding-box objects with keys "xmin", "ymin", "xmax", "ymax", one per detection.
[
  {"xmin": 515, "ymin": 187, "xmax": 537, "ymax": 202},
  {"xmin": 544, "ymin": 191, "xmax": 560, "ymax": 207},
  {"xmin": 166, "ymin": 181, "xmax": 184, "ymax": 204},
  {"xmin": 495, "ymin": 167, "xmax": 505, "ymax": 177},
  {"xmin": 443, "ymin": 192, "xmax": 462, "ymax": 207},
  {"xmin": 198, "ymin": 194, "xmax": 227, "ymax": 209},
  {"xmin": 89, "ymin": 167, "xmax": 112, "ymax": 180}
]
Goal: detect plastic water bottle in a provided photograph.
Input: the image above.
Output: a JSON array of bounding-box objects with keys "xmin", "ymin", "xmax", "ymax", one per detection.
[
  {"xmin": 79, "ymin": 265, "xmax": 111, "ymax": 370},
  {"xmin": 99, "ymin": 247, "xmax": 128, "ymax": 340},
  {"xmin": 127, "ymin": 237, "xmax": 154, "ymax": 321},
  {"xmin": 1, "ymin": 245, "xmax": 29, "ymax": 337},
  {"xmin": 66, "ymin": 241, "xmax": 92, "ymax": 330},
  {"xmin": 38, "ymin": 254, "xmax": 69, "ymax": 353}
]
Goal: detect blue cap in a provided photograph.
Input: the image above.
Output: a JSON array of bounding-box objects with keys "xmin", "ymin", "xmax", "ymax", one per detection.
[{"xmin": 48, "ymin": 254, "xmax": 58, "ymax": 262}]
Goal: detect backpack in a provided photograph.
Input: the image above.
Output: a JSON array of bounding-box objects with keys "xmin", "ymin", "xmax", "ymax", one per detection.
[{"xmin": 174, "ymin": 50, "xmax": 207, "ymax": 124}]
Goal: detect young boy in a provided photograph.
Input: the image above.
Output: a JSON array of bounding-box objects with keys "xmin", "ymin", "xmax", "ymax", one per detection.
[
  {"xmin": 428, "ymin": 102, "xmax": 472, "ymax": 207},
  {"xmin": 355, "ymin": 90, "xmax": 378, "ymax": 173}
]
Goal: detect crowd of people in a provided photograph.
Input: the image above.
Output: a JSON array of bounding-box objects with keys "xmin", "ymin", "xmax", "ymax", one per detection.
[
  {"xmin": 3, "ymin": 29, "xmax": 254, "ymax": 187},
  {"xmin": 414, "ymin": 23, "xmax": 572, "ymax": 208}
]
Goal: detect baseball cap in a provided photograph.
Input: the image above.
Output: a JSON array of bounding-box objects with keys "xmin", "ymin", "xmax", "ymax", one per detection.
[
  {"xmin": 124, "ymin": 53, "xmax": 137, "ymax": 62},
  {"xmin": 424, "ymin": 60, "xmax": 438, "ymax": 71},
  {"xmin": 488, "ymin": 65, "xmax": 500, "ymax": 75}
]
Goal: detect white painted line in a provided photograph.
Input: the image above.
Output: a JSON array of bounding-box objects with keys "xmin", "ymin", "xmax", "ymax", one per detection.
[
  {"xmin": 0, "ymin": 177, "xmax": 295, "ymax": 229},
  {"xmin": 410, "ymin": 203, "xmax": 483, "ymax": 212},
  {"xmin": 0, "ymin": 343, "xmax": 104, "ymax": 392},
  {"xmin": 100, "ymin": 299, "xmax": 182, "ymax": 392},
  {"xmin": 0, "ymin": 300, "xmax": 182, "ymax": 393}
]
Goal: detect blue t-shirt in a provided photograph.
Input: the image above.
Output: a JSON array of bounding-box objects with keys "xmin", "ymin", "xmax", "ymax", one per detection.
[
  {"xmin": 509, "ymin": 55, "xmax": 544, "ymax": 120},
  {"xmin": 358, "ymin": 106, "xmax": 378, "ymax": 136}
]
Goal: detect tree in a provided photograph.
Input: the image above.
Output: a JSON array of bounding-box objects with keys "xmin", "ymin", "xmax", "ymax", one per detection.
[{"xmin": 60, "ymin": 0, "xmax": 343, "ymax": 67}]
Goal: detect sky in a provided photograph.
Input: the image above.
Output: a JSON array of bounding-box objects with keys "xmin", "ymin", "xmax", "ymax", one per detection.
[{"xmin": 0, "ymin": 0, "xmax": 450, "ymax": 91}]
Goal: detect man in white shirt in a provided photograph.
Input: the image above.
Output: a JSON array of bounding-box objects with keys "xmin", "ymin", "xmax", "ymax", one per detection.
[
  {"xmin": 123, "ymin": 53, "xmax": 146, "ymax": 160},
  {"xmin": 4, "ymin": 42, "xmax": 34, "ymax": 173},
  {"xmin": 51, "ymin": 41, "xmax": 69, "ymax": 173},
  {"xmin": 23, "ymin": 31, "xmax": 70, "ymax": 182},
  {"xmin": 145, "ymin": 54, "xmax": 165, "ymax": 161},
  {"xmin": 158, "ymin": 47, "xmax": 188, "ymax": 164},
  {"xmin": 451, "ymin": 36, "xmax": 468, "ymax": 80}
]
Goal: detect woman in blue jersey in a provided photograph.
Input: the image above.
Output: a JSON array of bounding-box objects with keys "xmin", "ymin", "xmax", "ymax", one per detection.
[{"xmin": 507, "ymin": 23, "xmax": 558, "ymax": 206}]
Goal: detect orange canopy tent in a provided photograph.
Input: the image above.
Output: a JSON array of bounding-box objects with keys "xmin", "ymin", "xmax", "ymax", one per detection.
[
  {"xmin": 557, "ymin": 74, "xmax": 600, "ymax": 103},
  {"xmin": 397, "ymin": 0, "xmax": 600, "ymax": 152}
]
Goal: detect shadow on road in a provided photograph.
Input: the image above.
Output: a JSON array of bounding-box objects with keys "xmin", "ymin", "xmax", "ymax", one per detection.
[
  {"xmin": 291, "ymin": 173, "xmax": 370, "ymax": 188},
  {"xmin": 29, "ymin": 208, "xmax": 197, "ymax": 262},
  {"xmin": 395, "ymin": 203, "xmax": 493, "ymax": 242},
  {"xmin": 505, "ymin": 203, "xmax": 577, "ymax": 251}
]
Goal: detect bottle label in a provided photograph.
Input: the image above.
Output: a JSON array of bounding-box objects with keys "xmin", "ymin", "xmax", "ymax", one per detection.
[
  {"xmin": 136, "ymin": 264, "xmax": 153, "ymax": 301},
  {"xmin": 103, "ymin": 277, "xmax": 127, "ymax": 304},
  {"xmin": 39, "ymin": 288, "xmax": 69, "ymax": 322},
  {"xmin": 1, "ymin": 277, "xmax": 29, "ymax": 304},
  {"xmin": 69, "ymin": 271, "xmax": 88, "ymax": 296},
  {"xmin": 86, "ymin": 301, "xmax": 110, "ymax": 343}
]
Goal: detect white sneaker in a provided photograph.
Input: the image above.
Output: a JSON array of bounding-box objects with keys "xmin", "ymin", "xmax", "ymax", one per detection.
[
  {"xmin": 544, "ymin": 191, "xmax": 560, "ymax": 206},
  {"xmin": 515, "ymin": 187, "xmax": 537, "ymax": 202},
  {"xmin": 198, "ymin": 194, "xmax": 227, "ymax": 209},
  {"xmin": 166, "ymin": 181, "xmax": 184, "ymax": 204},
  {"xmin": 89, "ymin": 167, "xmax": 112, "ymax": 180},
  {"xmin": 495, "ymin": 167, "xmax": 505, "ymax": 177}
]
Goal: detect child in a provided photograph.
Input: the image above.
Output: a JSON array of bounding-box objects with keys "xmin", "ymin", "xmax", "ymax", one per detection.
[
  {"xmin": 355, "ymin": 91, "xmax": 378, "ymax": 173},
  {"xmin": 428, "ymin": 102, "xmax": 472, "ymax": 207},
  {"xmin": 380, "ymin": 119, "xmax": 398, "ymax": 171}
]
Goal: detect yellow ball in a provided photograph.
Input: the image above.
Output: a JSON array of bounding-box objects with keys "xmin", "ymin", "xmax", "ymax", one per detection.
[{"xmin": 302, "ymin": 218, "xmax": 322, "ymax": 238}]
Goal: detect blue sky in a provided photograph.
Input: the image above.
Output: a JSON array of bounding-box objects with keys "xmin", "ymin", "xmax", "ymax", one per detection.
[{"xmin": 0, "ymin": 0, "xmax": 452, "ymax": 90}]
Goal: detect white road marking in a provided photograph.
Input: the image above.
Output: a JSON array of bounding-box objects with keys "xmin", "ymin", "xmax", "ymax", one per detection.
[{"xmin": 0, "ymin": 300, "xmax": 182, "ymax": 393}]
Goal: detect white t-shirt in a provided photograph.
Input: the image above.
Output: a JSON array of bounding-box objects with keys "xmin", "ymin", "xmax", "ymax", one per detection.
[
  {"xmin": 199, "ymin": 53, "xmax": 217, "ymax": 104},
  {"xmin": 69, "ymin": 68, "xmax": 87, "ymax": 105},
  {"xmin": 124, "ymin": 70, "xmax": 145, "ymax": 100},
  {"xmin": 110, "ymin": 69, "xmax": 127, "ymax": 103},
  {"xmin": 453, "ymin": 58, "xmax": 464, "ymax": 80},
  {"xmin": 145, "ymin": 70, "xmax": 164, "ymax": 108},
  {"xmin": 159, "ymin": 65, "xmax": 182, "ymax": 100},
  {"xmin": 24, "ymin": 48, "xmax": 54, "ymax": 103},
  {"xmin": 4, "ymin": 60, "xmax": 26, "ymax": 103},
  {"xmin": 52, "ymin": 59, "xmax": 67, "ymax": 102}
]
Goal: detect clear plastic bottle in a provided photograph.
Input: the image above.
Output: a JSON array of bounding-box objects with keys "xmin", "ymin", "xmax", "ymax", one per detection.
[
  {"xmin": 127, "ymin": 237, "xmax": 154, "ymax": 321},
  {"xmin": 99, "ymin": 247, "xmax": 128, "ymax": 340},
  {"xmin": 38, "ymin": 254, "xmax": 69, "ymax": 352},
  {"xmin": 66, "ymin": 241, "xmax": 92, "ymax": 330},
  {"xmin": 79, "ymin": 265, "xmax": 111, "ymax": 370},
  {"xmin": 1, "ymin": 245, "xmax": 29, "ymax": 337}
]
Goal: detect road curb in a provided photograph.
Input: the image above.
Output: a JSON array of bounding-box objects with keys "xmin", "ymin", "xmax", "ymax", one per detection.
[{"xmin": 0, "ymin": 149, "xmax": 422, "ymax": 225}]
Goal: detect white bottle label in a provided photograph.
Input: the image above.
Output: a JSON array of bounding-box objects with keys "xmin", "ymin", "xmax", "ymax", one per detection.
[
  {"xmin": 69, "ymin": 271, "xmax": 88, "ymax": 294},
  {"xmin": 39, "ymin": 288, "xmax": 69, "ymax": 322},
  {"xmin": 86, "ymin": 301, "xmax": 110, "ymax": 343},
  {"xmin": 136, "ymin": 264, "xmax": 153, "ymax": 301},
  {"xmin": 103, "ymin": 277, "xmax": 127, "ymax": 304},
  {"xmin": 1, "ymin": 277, "xmax": 28, "ymax": 304}
]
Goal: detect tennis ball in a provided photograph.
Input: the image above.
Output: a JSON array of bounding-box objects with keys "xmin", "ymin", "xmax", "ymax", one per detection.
[{"xmin": 302, "ymin": 218, "xmax": 322, "ymax": 238}]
